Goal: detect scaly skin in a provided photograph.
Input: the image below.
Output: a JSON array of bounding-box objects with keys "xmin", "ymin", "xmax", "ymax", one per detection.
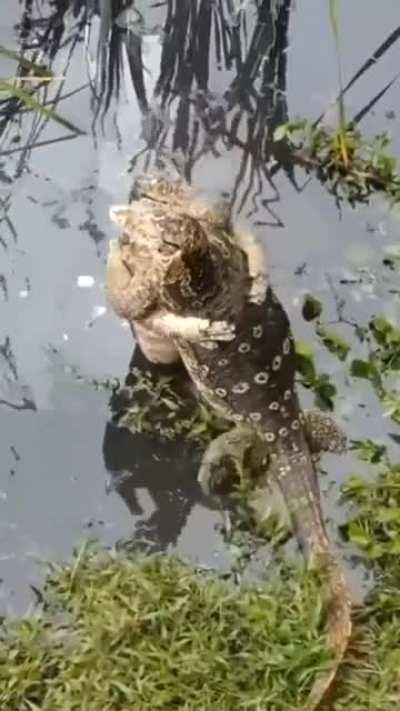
[{"xmin": 107, "ymin": 176, "xmax": 352, "ymax": 710}]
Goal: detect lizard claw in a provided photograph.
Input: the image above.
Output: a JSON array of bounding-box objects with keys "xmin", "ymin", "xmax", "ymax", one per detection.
[{"xmin": 202, "ymin": 320, "xmax": 235, "ymax": 342}]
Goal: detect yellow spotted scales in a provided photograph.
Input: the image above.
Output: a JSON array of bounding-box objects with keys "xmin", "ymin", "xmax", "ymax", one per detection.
[{"xmin": 107, "ymin": 176, "xmax": 352, "ymax": 711}]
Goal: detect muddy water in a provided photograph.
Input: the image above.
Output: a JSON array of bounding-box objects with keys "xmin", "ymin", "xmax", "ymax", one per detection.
[{"xmin": 1, "ymin": 0, "xmax": 400, "ymax": 613}]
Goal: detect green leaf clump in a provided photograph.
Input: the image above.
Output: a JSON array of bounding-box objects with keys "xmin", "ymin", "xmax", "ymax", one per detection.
[
  {"xmin": 302, "ymin": 294, "xmax": 323, "ymax": 322},
  {"xmin": 274, "ymin": 120, "xmax": 400, "ymax": 208},
  {"xmin": 315, "ymin": 324, "xmax": 351, "ymax": 361},
  {"xmin": 341, "ymin": 467, "xmax": 400, "ymax": 567},
  {"xmin": 295, "ymin": 341, "xmax": 337, "ymax": 410},
  {"xmin": 350, "ymin": 316, "xmax": 400, "ymax": 425}
]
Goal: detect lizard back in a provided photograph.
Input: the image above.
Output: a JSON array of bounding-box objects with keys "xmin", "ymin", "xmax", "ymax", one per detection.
[{"xmin": 175, "ymin": 283, "xmax": 327, "ymax": 554}]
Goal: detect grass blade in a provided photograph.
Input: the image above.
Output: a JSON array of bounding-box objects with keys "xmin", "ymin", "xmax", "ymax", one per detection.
[
  {"xmin": 0, "ymin": 80, "xmax": 86, "ymax": 135},
  {"xmin": 0, "ymin": 45, "xmax": 51, "ymax": 77},
  {"xmin": 328, "ymin": 0, "xmax": 348, "ymax": 164}
]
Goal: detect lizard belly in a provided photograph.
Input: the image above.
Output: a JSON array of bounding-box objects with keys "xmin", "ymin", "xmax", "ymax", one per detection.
[{"xmin": 133, "ymin": 321, "xmax": 181, "ymax": 364}]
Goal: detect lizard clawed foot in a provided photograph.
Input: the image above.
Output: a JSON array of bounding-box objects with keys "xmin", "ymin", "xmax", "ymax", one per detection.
[{"xmin": 200, "ymin": 319, "xmax": 235, "ymax": 342}]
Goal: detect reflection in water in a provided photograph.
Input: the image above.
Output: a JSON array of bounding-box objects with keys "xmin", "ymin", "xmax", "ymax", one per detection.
[
  {"xmin": 8, "ymin": 0, "xmax": 400, "ymax": 217},
  {"xmin": 128, "ymin": 0, "xmax": 294, "ymax": 219},
  {"xmin": 0, "ymin": 336, "xmax": 37, "ymax": 411},
  {"xmin": 11, "ymin": 0, "xmax": 295, "ymax": 220},
  {"xmin": 103, "ymin": 347, "xmax": 216, "ymax": 551}
]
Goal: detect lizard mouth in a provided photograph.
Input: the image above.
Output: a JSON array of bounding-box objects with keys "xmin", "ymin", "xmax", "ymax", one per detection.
[{"xmin": 162, "ymin": 237, "xmax": 181, "ymax": 250}]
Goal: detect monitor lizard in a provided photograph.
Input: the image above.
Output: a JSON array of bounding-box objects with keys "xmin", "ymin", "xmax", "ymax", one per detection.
[{"xmin": 107, "ymin": 175, "xmax": 352, "ymax": 710}]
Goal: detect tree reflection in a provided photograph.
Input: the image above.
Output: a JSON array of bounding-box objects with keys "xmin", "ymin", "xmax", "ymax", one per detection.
[
  {"xmin": 11, "ymin": 0, "xmax": 400, "ymax": 213},
  {"xmin": 127, "ymin": 0, "xmax": 294, "ymax": 220},
  {"xmin": 12, "ymin": 0, "xmax": 294, "ymax": 219}
]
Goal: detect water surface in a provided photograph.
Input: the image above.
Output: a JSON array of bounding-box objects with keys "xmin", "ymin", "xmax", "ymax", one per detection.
[{"xmin": 1, "ymin": 0, "xmax": 400, "ymax": 613}]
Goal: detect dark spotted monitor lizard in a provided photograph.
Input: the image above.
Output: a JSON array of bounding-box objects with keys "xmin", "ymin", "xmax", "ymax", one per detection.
[{"xmin": 107, "ymin": 176, "xmax": 352, "ymax": 710}]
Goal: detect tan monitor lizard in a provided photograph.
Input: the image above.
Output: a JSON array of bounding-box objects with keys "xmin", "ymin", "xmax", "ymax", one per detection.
[{"xmin": 107, "ymin": 176, "xmax": 351, "ymax": 710}]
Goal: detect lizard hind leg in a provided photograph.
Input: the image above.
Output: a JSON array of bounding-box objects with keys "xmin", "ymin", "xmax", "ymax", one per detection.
[
  {"xmin": 197, "ymin": 426, "xmax": 294, "ymax": 534},
  {"xmin": 197, "ymin": 426, "xmax": 266, "ymax": 499},
  {"xmin": 304, "ymin": 410, "xmax": 347, "ymax": 456}
]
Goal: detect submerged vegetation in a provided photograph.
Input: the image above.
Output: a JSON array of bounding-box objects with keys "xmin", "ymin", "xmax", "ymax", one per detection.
[{"xmin": 114, "ymin": 367, "xmax": 228, "ymax": 446}]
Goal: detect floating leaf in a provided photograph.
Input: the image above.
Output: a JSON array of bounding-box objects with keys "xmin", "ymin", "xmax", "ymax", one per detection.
[
  {"xmin": 314, "ymin": 374, "xmax": 337, "ymax": 411},
  {"xmin": 295, "ymin": 341, "xmax": 316, "ymax": 383},
  {"xmin": 350, "ymin": 359, "xmax": 374, "ymax": 379},
  {"xmin": 302, "ymin": 294, "xmax": 322, "ymax": 322},
  {"xmin": 316, "ymin": 325, "xmax": 350, "ymax": 361},
  {"xmin": 370, "ymin": 317, "xmax": 400, "ymax": 346},
  {"xmin": 350, "ymin": 439, "xmax": 388, "ymax": 465}
]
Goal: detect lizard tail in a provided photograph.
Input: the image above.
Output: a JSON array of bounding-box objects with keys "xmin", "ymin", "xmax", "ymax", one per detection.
[
  {"xmin": 270, "ymin": 449, "xmax": 352, "ymax": 710},
  {"xmin": 305, "ymin": 548, "xmax": 352, "ymax": 710}
]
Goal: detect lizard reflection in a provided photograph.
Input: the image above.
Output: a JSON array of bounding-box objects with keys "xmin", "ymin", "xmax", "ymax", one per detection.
[{"xmin": 102, "ymin": 346, "xmax": 220, "ymax": 552}]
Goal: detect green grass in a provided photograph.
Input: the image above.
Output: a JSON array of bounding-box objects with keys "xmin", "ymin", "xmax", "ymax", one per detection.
[
  {"xmin": 335, "ymin": 464, "xmax": 400, "ymax": 708},
  {"xmin": 1, "ymin": 546, "xmax": 400, "ymax": 710},
  {"xmin": 334, "ymin": 565, "xmax": 400, "ymax": 710},
  {"xmin": 342, "ymin": 466, "xmax": 400, "ymax": 567},
  {"xmin": 0, "ymin": 550, "xmax": 330, "ymax": 711}
]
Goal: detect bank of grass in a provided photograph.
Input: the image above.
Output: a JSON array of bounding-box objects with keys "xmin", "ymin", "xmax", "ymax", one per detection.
[
  {"xmin": 335, "ymin": 464, "xmax": 400, "ymax": 709},
  {"xmin": 1, "ymin": 550, "xmax": 330, "ymax": 710},
  {"xmin": 334, "ymin": 565, "xmax": 400, "ymax": 711},
  {"xmin": 1, "ymin": 542, "xmax": 400, "ymax": 710}
]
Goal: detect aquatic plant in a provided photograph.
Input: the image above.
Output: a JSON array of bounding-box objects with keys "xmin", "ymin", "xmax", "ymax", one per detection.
[
  {"xmin": 113, "ymin": 367, "xmax": 229, "ymax": 445},
  {"xmin": 350, "ymin": 317, "xmax": 400, "ymax": 426},
  {"xmin": 342, "ymin": 465, "xmax": 400, "ymax": 567},
  {"xmin": 274, "ymin": 121, "xmax": 400, "ymax": 208}
]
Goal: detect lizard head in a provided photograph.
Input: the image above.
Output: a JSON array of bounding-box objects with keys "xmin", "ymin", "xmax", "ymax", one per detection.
[
  {"xmin": 109, "ymin": 200, "xmax": 208, "ymax": 256},
  {"xmin": 109, "ymin": 200, "xmax": 216, "ymax": 311},
  {"xmin": 130, "ymin": 174, "xmax": 232, "ymax": 231},
  {"xmin": 131, "ymin": 175, "xmax": 189, "ymax": 204}
]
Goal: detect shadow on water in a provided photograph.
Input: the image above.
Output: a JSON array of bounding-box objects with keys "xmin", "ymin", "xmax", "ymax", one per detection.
[
  {"xmin": 103, "ymin": 347, "xmax": 217, "ymax": 552},
  {"xmin": 1, "ymin": 0, "xmax": 400, "ymax": 611}
]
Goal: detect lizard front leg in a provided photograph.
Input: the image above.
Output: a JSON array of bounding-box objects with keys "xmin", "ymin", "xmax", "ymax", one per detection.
[
  {"xmin": 106, "ymin": 240, "xmax": 156, "ymax": 321},
  {"xmin": 234, "ymin": 227, "xmax": 269, "ymax": 305},
  {"xmin": 148, "ymin": 312, "xmax": 236, "ymax": 344}
]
